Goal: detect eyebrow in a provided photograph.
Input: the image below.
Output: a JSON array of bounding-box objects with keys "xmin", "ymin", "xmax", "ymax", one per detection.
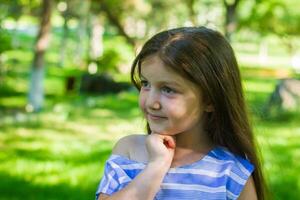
[{"xmin": 140, "ymin": 74, "xmax": 181, "ymax": 87}]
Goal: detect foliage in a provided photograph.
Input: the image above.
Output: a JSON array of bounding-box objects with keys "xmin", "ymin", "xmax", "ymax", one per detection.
[
  {"xmin": 0, "ymin": 29, "xmax": 12, "ymax": 54},
  {"xmin": 0, "ymin": 0, "xmax": 41, "ymax": 21},
  {"xmin": 85, "ymin": 35, "xmax": 134, "ymax": 74},
  {"xmin": 239, "ymin": 0, "xmax": 300, "ymax": 36},
  {"xmin": 101, "ymin": 36, "xmax": 134, "ymax": 73},
  {"xmin": 94, "ymin": 49, "xmax": 120, "ymax": 73}
]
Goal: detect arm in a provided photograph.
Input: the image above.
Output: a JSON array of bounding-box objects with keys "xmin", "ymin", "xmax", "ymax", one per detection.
[
  {"xmin": 98, "ymin": 134, "xmax": 176, "ymax": 200},
  {"xmin": 238, "ymin": 176, "xmax": 258, "ymax": 200},
  {"xmin": 98, "ymin": 160, "xmax": 169, "ymax": 200}
]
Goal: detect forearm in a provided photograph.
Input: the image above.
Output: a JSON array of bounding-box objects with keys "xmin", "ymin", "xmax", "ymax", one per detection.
[{"xmin": 101, "ymin": 161, "xmax": 168, "ymax": 200}]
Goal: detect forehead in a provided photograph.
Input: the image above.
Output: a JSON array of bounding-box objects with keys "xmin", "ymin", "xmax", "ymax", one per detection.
[
  {"xmin": 140, "ymin": 55, "xmax": 184, "ymax": 81},
  {"xmin": 140, "ymin": 55, "xmax": 199, "ymax": 90}
]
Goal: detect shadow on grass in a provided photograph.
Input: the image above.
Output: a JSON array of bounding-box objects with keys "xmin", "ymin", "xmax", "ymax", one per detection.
[
  {"xmin": 63, "ymin": 92, "xmax": 140, "ymax": 121},
  {"xmin": 10, "ymin": 145, "xmax": 113, "ymax": 165},
  {"xmin": 0, "ymin": 145, "xmax": 112, "ymax": 200},
  {"xmin": 0, "ymin": 172, "xmax": 93, "ymax": 200},
  {"xmin": 0, "ymin": 87, "xmax": 25, "ymax": 97},
  {"xmin": 245, "ymin": 90, "xmax": 270, "ymax": 116},
  {"xmin": 267, "ymin": 143, "xmax": 300, "ymax": 200}
]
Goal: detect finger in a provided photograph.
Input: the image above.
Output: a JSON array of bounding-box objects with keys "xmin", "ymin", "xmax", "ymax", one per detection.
[
  {"xmin": 163, "ymin": 140, "xmax": 170, "ymax": 148},
  {"xmin": 151, "ymin": 133, "xmax": 176, "ymax": 149},
  {"xmin": 163, "ymin": 137, "xmax": 176, "ymax": 149}
]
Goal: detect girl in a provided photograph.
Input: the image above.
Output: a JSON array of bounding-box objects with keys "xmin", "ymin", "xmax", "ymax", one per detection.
[{"xmin": 95, "ymin": 26, "xmax": 266, "ymax": 200}]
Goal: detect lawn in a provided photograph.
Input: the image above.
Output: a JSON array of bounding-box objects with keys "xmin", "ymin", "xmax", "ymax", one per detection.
[
  {"xmin": 0, "ymin": 89, "xmax": 144, "ymax": 199},
  {"xmin": 0, "ymin": 28, "xmax": 299, "ymax": 199},
  {"xmin": 1, "ymin": 69, "xmax": 300, "ymax": 199}
]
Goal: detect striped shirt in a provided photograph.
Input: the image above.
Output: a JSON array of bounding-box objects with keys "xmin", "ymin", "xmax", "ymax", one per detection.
[{"xmin": 95, "ymin": 146, "xmax": 254, "ymax": 200}]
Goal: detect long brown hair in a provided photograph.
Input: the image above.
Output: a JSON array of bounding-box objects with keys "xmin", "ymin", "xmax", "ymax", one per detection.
[{"xmin": 131, "ymin": 26, "xmax": 266, "ymax": 199}]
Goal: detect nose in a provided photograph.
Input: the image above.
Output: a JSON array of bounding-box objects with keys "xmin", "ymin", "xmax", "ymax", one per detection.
[{"xmin": 145, "ymin": 89, "xmax": 161, "ymax": 110}]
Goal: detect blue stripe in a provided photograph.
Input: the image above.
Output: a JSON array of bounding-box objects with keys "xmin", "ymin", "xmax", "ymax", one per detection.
[
  {"xmin": 96, "ymin": 146, "xmax": 254, "ymax": 200},
  {"xmin": 123, "ymin": 168, "xmax": 143, "ymax": 179},
  {"xmin": 156, "ymin": 189, "xmax": 226, "ymax": 200},
  {"xmin": 163, "ymin": 173, "xmax": 227, "ymax": 187}
]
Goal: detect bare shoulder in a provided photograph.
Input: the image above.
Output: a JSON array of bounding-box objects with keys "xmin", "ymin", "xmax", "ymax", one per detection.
[
  {"xmin": 112, "ymin": 134, "xmax": 147, "ymax": 158},
  {"xmin": 238, "ymin": 176, "xmax": 258, "ymax": 200},
  {"xmin": 98, "ymin": 193, "xmax": 109, "ymax": 200}
]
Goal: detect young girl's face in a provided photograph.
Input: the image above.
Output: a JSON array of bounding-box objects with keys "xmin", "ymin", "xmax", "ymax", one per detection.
[{"xmin": 139, "ymin": 55, "xmax": 208, "ymax": 136}]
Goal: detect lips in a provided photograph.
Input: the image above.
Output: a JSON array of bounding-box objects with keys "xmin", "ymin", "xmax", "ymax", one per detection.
[{"xmin": 147, "ymin": 112, "xmax": 167, "ymax": 120}]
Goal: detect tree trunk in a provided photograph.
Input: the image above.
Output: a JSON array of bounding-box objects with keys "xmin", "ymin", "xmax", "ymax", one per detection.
[
  {"xmin": 74, "ymin": 16, "xmax": 88, "ymax": 65},
  {"xmin": 74, "ymin": 0, "xmax": 90, "ymax": 65},
  {"xmin": 59, "ymin": 15, "xmax": 69, "ymax": 67},
  {"xmin": 28, "ymin": 0, "xmax": 53, "ymax": 112},
  {"xmin": 87, "ymin": 15, "xmax": 104, "ymax": 74},
  {"xmin": 90, "ymin": 16, "xmax": 104, "ymax": 60},
  {"xmin": 223, "ymin": 0, "xmax": 240, "ymax": 41}
]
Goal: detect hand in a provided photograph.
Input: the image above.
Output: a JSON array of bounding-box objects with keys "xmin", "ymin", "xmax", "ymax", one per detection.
[{"xmin": 146, "ymin": 133, "xmax": 176, "ymax": 169}]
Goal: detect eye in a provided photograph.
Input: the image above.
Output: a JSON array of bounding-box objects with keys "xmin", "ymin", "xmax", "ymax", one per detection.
[
  {"xmin": 161, "ymin": 86, "xmax": 176, "ymax": 94},
  {"xmin": 141, "ymin": 80, "xmax": 150, "ymax": 88}
]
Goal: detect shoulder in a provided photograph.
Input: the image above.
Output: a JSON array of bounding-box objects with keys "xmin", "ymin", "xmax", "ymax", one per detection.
[
  {"xmin": 238, "ymin": 176, "xmax": 258, "ymax": 200},
  {"xmin": 210, "ymin": 147, "xmax": 255, "ymax": 199},
  {"xmin": 112, "ymin": 134, "xmax": 147, "ymax": 158},
  {"xmin": 211, "ymin": 147, "xmax": 254, "ymax": 175}
]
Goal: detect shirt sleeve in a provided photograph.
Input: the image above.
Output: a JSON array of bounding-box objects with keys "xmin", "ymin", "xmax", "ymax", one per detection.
[
  {"xmin": 226, "ymin": 157, "xmax": 255, "ymax": 200},
  {"xmin": 95, "ymin": 157, "xmax": 132, "ymax": 199}
]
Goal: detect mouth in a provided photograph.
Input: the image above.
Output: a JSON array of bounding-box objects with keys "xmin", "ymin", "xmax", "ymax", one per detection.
[{"xmin": 147, "ymin": 113, "xmax": 167, "ymax": 121}]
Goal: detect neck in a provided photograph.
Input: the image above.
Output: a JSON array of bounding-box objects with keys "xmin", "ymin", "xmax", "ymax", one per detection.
[
  {"xmin": 169, "ymin": 129, "xmax": 214, "ymax": 168},
  {"xmin": 173, "ymin": 128, "xmax": 214, "ymax": 160}
]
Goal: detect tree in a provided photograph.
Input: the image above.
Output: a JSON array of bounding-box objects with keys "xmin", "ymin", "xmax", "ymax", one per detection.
[
  {"xmin": 239, "ymin": 0, "xmax": 300, "ymax": 114},
  {"xmin": 0, "ymin": 0, "xmax": 41, "ymax": 46},
  {"xmin": 144, "ymin": 0, "xmax": 188, "ymax": 34},
  {"xmin": 223, "ymin": 0, "xmax": 241, "ymax": 41},
  {"xmin": 239, "ymin": 0, "xmax": 300, "ymax": 39},
  {"xmin": 57, "ymin": 0, "xmax": 91, "ymax": 67},
  {"xmin": 239, "ymin": 0, "xmax": 300, "ymax": 66},
  {"xmin": 94, "ymin": 0, "xmax": 141, "ymax": 47},
  {"xmin": 57, "ymin": 0, "xmax": 72, "ymax": 67},
  {"xmin": 28, "ymin": 0, "xmax": 53, "ymax": 112}
]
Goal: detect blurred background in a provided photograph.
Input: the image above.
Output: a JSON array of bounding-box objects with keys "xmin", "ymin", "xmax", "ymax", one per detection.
[{"xmin": 0, "ymin": 0, "xmax": 300, "ymax": 199}]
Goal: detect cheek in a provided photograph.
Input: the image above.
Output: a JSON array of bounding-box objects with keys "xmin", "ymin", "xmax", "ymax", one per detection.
[
  {"xmin": 166, "ymin": 98, "xmax": 201, "ymax": 121},
  {"xmin": 165, "ymin": 100, "xmax": 187, "ymax": 117},
  {"xmin": 139, "ymin": 91, "xmax": 146, "ymax": 112}
]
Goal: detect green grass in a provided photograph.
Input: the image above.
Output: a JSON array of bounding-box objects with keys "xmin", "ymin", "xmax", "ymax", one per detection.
[
  {"xmin": 1, "ymin": 26, "xmax": 300, "ymax": 199},
  {"xmin": 0, "ymin": 91, "xmax": 144, "ymax": 200},
  {"xmin": 243, "ymin": 76, "xmax": 300, "ymax": 199},
  {"xmin": 1, "ymin": 74, "xmax": 300, "ymax": 199}
]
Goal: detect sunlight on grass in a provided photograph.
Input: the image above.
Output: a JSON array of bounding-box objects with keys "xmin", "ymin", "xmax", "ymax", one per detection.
[
  {"xmin": 0, "ymin": 118, "xmax": 114, "ymax": 199},
  {"xmin": 254, "ymin": 119, "xmax": 300, "ymax": 199},
  {"xmin": 2, "ymin": 76, "xmax": 29, "ymax": 94},
  {"xmin": 237, "ymin": 52, "xmax": 292, "ymax": 69},
  {"xmin": 1, "ymin": 70, "xmax": 300, "ymax": 199},
  {"xmin": 0, "ymin": 96, "xmax": 26, "ymax": 107},
  {"xmin": 5, "ymin": 50, "xmax": 33, "ymax": 63},
  {"xmin": 243, "ymin": 79, "xmax": 275, "ymax": 93},
  {"xmin": 45, "ymin": 77, "xmax": 65, "ymax": 96}
]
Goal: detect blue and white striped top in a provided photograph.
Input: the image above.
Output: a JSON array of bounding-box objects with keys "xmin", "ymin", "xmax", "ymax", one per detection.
[{"xmin": 96, "ymin": 146, "xmax": 254, "ymax": 200}]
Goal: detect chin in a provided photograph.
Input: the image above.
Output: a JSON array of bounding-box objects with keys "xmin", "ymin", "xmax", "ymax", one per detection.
[{"xmin": 149, "ymin": 126, "xmax": 178, "ymax": 136}]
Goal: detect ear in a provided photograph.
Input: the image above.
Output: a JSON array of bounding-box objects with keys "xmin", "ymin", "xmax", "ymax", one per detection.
[{"xmin": 204, "ymin": 104, "xmax": 214, "ymax": 112}]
